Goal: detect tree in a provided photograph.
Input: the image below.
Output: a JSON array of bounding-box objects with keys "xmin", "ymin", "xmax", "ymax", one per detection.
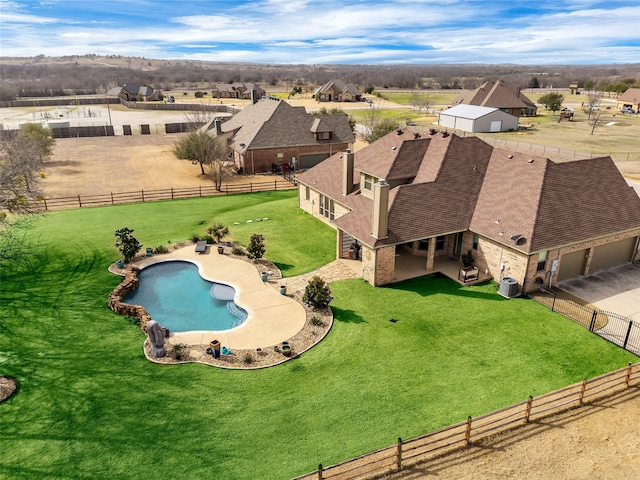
[
  {"xmin": 0, "ymin": 125, "xmax": 55, "ymax": 265},
  {"xmin": 538, "ymin": 92, "xmax": 564, "ymax": 114},
  {"xmin": 172, "ymin": 130, "xmax": 231, "ymax": 190},
  {"xmin": 361, "ymin": 101, "xmax": 400, "ymax": 144},
  {"xmin": 247, "ymin": 233, "xmax": 265, "ymax": 261},
  {"xmin": 583, "ymin": 79, "xmax": 595, "ymax": 92},
  {"xmin": 582, "ymin": 93, "xmax": 602, "ymax": 120},
  {"xmin": 207, "ymin": 223, "xmax": 229, "ymax": 243},
  {"xmin": 588, "ymin": 109, "xmax": 605, "ymax": 135},
  {"xmin": 528, "ymin": 77, "xmax": 540, "ymax": 89},
  {"xmin": 302, "ymin": 276, "xmax": 333, "ymax": 310},
  {"xmin": 115, "ymin": 227, "xmax": 142, "ymax": 263}
]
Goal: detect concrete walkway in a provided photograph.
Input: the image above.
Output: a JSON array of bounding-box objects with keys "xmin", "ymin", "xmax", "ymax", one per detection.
[{"xmin": 134, "ymin": 245, "xmax": 307, "ymax": 350}]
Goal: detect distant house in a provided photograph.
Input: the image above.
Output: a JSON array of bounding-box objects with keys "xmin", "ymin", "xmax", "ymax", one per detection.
[
  {"xmin": 202, "ymin": 97, "xmax": 354, "ymax": 174},
  {"xmin": 568, "ymin": 82, "xmax": 580, "ymax": 95},
  {"xmin": 314, "ymin": 80, "xmax": 362, "ymax": 102},
  {"xmin": 211, "ymin": 83, "xmax": 266, "ymax": 100},
  {"xmin": 452, "ymin": 80, "xmax": 537, "ymax": 117},
  {"xmin": 296, "ymin": 129, "xmax": 640, "ymax": 292},
  {"xmin": 438, "ymin": 105, "xmax": 519, "ymax": 133},
  {"xmin": 616, "ymin": 88, "xmax": 640, "ymax": 112},
  {"xmin": 107, "ymin": 83, "xmax": 160, "ymax": 101}
]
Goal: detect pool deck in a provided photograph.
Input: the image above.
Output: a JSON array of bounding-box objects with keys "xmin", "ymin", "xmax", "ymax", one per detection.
[{"xmin": 133, "ymin": 245, "xmax": 306, "ymax": 350}]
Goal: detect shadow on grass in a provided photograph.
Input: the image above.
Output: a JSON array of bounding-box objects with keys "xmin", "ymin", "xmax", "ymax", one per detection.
[
  {"xmin": 331, "ymin": 306, "xmax": 366, "ymax": 324},
  {"xmin": 274, "ymin": 262, "xmax": 295, "ymax": 275},
  {"xmin": 387, "ymin": 273, "xmax": 502, "ymax": 301}
]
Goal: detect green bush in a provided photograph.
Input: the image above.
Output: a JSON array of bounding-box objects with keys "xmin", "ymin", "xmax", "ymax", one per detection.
[
  {"xmin": 247, "ymin": 233, "xmax": 265, "ymax": 260},
  {"xmin": 303, "ymin": 276, "xmax": 333, "ymax": 310},
  {"xmin": 153, "ymin": 245, "xmax": 169, "ymax": 254},
  {"xmin": 114, "ymin": 227, "xmax": 142, "ymax": 263},
  {"xmin": 191, "ymin": 234, "xmax": 201, "ymax": 243},
  {"xmin": 232, "ymin": 246, "xmax": 246, "ymax": 256},
  {"xmin": 207, "ymin": 223, "xmax": 229, "ymax": 243}
]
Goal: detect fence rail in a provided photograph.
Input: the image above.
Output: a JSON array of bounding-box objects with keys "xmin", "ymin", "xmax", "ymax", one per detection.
[
  {"xmin": 39, "ymin": 179, "xmax": 296, "ymax": 211},
  {"xmin": 530, "ymin": 288, "xmax": 639, "ymax": 356},
  {"xmin": 293, "ymin": 363, "xmax": 640, "ymax": 480}
]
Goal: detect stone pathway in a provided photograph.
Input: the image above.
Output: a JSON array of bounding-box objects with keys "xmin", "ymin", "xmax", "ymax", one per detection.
[{"xmin": 274, "ymin": 259, "xmax": 361, "ymax": 295}]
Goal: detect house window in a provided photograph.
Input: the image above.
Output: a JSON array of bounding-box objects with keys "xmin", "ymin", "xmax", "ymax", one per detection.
[
  {"xmin": 537, "ymin": 250, "xmax": 548, "ymax": 271},
  {"xmin": 364, "ymin": 174, "xmax": 374, "ymax": 191},
  {"xmin": 305, "ymin": 186, "xmax": 310, "ymax": 201},
  {"xmin": 436, "ymin": 235, "xmax": 445, "ymax": 250},
  {"xmin": 318, "ymin": 131, "xmax": 331, "ymax": 140},
  {"xmin": 319, "ymin": 194, "xmax": 335, "ymax": 220},
  {"xmin": 472, "ymin": 234, "xmax": 479, "ymax": 250},
  {"xmin": 419, "ymin": 239, "xmax": 429, "ymax": 250}
]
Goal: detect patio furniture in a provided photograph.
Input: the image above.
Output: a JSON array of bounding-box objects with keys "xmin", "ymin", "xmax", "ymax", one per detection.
[{"xmin": 195, "ymin": 240, "xmax": 207, "ymax": 253}]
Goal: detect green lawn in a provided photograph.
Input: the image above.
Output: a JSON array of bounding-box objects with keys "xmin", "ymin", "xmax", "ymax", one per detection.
[{"xmin": 1, "ymin": 193, "xmax": 637, "ymax": 480}]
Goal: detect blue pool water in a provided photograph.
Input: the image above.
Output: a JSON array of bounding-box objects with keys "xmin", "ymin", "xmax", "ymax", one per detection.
[{"xmin": 123, "ymin": 261, "xmax": 247, "ymax": 332}]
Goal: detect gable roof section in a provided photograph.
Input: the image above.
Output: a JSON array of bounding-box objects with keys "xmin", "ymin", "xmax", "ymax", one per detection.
[
  {"xmin": 453, "ymin": 80, "xmax": 535, "ymax": 109},
  {"xmin": 440, "ymin": 104, "xmax": 501, "ymax": 119},
  {"xmin": 210, "ymin": 98, "xmax": 354, "ymax": 153},
  {"xmin": 618, "ymin": 88, "xmax": 640, "ymax": 103}
]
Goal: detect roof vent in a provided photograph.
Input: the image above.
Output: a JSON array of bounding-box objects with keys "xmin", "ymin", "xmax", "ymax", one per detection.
[
  {"xmin": 527, "ymin": 158, "xmax": 534, "ymax": 163},
  {"xmin": 391, "ymin": 146, "xmax": 397, "ymax": 150},
  {"xmin": 414, "ymin": 133, "xmax": 421, "ymax": 139},
  {"xmin": 396, "ymin": 129, "xmax": 403, "ymax": 135},
  {"xmin": 429, "ymin": 128, "xmax": 437, "ymax": 135},
  {"xmin": 507, "ymin": 154, "xmax": 514, "ymax": 159},
  {"xmin": 441, "ymin": 131, "xmax": 449, "ymax": 138},
  {"xmin": 509, "ymin": 232, "xmax": 522, "ymax": 244}
]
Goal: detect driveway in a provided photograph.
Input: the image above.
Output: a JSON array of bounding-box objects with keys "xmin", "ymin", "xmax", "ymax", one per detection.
[{"xmin": 557, "ymin": 263, "xmax": 640, "ymax": 321}]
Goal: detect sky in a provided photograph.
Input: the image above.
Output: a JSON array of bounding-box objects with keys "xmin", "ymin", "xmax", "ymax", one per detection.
[{"xmin": 0, "ymin": 0, "xmax": 639, "ymax": 64}]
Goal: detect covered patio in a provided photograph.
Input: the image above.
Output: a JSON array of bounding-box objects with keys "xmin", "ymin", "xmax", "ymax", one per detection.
[{"xmin": 393, "ymin": 249, "xmax": 492, "ymax": 286}]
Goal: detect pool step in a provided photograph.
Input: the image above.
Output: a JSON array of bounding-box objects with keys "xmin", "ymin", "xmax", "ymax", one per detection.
[
  {"xmin": 210, "ymin": 283, "xmax": 236, "ymax": 301},
  {"xmin": 226, "ymin": 301, "xmax": 248, "ymax": 326}
]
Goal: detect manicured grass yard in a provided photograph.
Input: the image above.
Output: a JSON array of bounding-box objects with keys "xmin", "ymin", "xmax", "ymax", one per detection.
[{"xmin": 1, "ymin": 192, "xmax": 636, "ymax": 479}]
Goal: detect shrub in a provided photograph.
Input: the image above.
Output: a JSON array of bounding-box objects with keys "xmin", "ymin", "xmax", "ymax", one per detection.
[
  {"xmin": 207, "ymin": 223, "xmax": 229, "ymax": 243},
  {"xmin": 190, "ymin": 234, "xmax": 200, "ymax": 243},
  {"xmin": 173, "ymin": 343, "xmax": 185, "ymax": 361},
  {"xmin": 247, "ymin": 234, "xmax": 265, "ymax": 261},
  {"xmin": 232, "ymin": 246, "xmax": 246, "ymax": 256},
  {"xmin": 303, "ymin": 276, "xmax": 333, "ymax": 310},
  {"xmin": 311, "ymin": 316, "xmax": 324, "ymax": 327},
  {"xmin": 203, "ymin": 234, "xmax": 214, "ymax": 244},
  {"xmin": 243, "ymin": 352, "xmax": 254, "ymax": 364},
  {"xmin": 114, "ymin": 227, "xmax": 142, "ymax": 263},
  {"xmin": 153, "ymin": 245, "xmax": 169, "ymax": 254},
  {"xmin": 461, "ymin": 250, "xmax": 475, "ymax": 267}
]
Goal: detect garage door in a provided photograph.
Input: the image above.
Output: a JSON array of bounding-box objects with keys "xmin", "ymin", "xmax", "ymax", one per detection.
[
  {"xmin": 589, "ymin": 237, "xmax": 637, "ymax": 273},
  {"xmin": 490, "ymin": 120, "xmax": 502, "ymax": 132},
  {"xmin": 557, "ymin": 249, "xmax": 588, "ymax": 282},
  {"xmin": 299, "ymin": 153, "xmax": 330, "ymax": 170}
]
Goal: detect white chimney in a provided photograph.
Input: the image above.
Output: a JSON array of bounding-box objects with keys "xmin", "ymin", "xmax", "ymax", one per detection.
[
  {"xmin": 342, "ymin": 149, "xmax": 354, "ymax": 196},
  {"xmin": 372, "ymin": 180, "xmax": 389, "ymax": 239}
]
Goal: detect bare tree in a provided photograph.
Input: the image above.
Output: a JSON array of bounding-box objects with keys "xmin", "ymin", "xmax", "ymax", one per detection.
[
  {"xmin": 582, "ymin": 93, "xmax": 602, "ymax": 120},
  {"xmin": 172, "ymin": 131, "xmax": 232, "ymax": 190},
  {"xmin": 588, "ymin": 109, "xmax": 605, "ymax": 135},
  {"xmin": 361, "ymin": 100, "xmax": 399, "ymax": 144}
]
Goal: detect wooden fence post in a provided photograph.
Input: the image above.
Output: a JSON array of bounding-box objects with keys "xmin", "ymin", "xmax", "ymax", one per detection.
[
  {"xmin": 111, "ymin": 192, "xmax": 114, "ymax": 205},
  {"xmin": 141, "ymin": 189, "xmax": 145, "ymax": 202},
  {"xmin": 524, "ymin": 395, "xmax": 533, "ymax": 423},
  {"xmin": 396, "ymin": 437, "xmax": 403, "ymax": 471},
  {"xmin": 43, "ymin": 197, "xmax": 48, "ymax": 211},
  {"xmin": 199, "ymin": 185, "xmax": 202, "ymax": 197},
  {"xmin": 465, "ymin": 416, "xmax": 472, "ymax": 446},
  {"xmin": 171, "ymin": 187, "xmax": 174, "ymax": 200},
  {"xmin": 78, "ymin": 194, "xmax": 82, "ymax": 207},
  {"xmin": 625, "ymin": 362, "xmax": 632, "ymax": 387},
  {"xmin": 250, "ymin": 182, "xmax": 253, "ymax": 193},
  {"xmin": 578, "ymin": 379, "xmax": 587, "ymax": 405},
  {"xmin": 317, "ymin": 463, "xmax": 323, "ymax": 480}
]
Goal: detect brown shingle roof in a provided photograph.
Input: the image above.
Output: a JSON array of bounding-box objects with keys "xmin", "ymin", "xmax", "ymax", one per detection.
[
  {"xmin": 453, "ymin": 80, "xmax": 535, "ymax": 110},
  {"xmin": 301, "ymin": 130, "xmax": 640, "ymax": 251}
]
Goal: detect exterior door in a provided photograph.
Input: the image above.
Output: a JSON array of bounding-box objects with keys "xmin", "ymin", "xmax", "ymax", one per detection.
[{"xmin": 454, "ymin": 232, "xmax": 463, "ymax": 257}]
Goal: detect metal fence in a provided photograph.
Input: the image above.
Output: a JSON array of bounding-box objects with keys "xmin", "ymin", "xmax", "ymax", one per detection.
[
  {"xmin": 39, "ymin": 180, "xmax": 297, "ymax": 211},
  {"xmin": 529, "ymin": 288, "xmax": 640, "ymax": 356},
  {"xmin": 292, "ymin": 363, "xmax": 640, "ymax": 480}
]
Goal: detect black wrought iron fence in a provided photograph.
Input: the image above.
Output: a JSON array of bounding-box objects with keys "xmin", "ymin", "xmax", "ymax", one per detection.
[{"xmin": 529, "ymin": 289, "xmax": 639, "ymax": 355}]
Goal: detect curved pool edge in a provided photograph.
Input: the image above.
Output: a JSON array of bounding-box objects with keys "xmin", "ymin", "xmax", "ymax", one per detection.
[{"xmin": 129, "ymin": 245, "xmax": 307, "ymax": 350}]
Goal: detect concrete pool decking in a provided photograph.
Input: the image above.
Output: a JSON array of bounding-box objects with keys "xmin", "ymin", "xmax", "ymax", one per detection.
[{"xmin": 133, "ymin": 245, "xmax": 306, "ymax": 350}]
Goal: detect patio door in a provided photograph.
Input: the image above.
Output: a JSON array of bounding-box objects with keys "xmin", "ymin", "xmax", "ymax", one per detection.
[{"xmin": 454, "ymin": 232, "xmax": 463, "ymax": 257}]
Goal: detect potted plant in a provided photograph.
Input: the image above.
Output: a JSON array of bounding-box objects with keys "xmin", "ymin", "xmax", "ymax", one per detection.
[{"xmin": 461, "ymin": 249, "xmax": 475, "ymax": 268}]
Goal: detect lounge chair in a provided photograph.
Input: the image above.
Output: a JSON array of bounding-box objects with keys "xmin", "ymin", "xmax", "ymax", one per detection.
[{"xmin": 195, "ymin": 240, "xmax": 207, "ymax": 253}]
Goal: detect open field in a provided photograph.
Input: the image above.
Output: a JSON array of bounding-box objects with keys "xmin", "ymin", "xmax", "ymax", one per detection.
[{"xmin": 1, "ymin": 194, "xmax": 637, "ymax": 479}]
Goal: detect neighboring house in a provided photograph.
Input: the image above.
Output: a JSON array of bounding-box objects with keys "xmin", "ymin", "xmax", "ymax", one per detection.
[
  {"xmin": 616, "ymin": 88, "xmax": 640, "ymax": 112},
  {"xmin": 296, "ymin": 129, "xmax": 640, "ymax": 293},
  {"xmin": 452, "ymin": 80, "xmax": 537, "ymax": 117},
  {"xmin": 211, "ymin": 83, "xmax": 266, "ymax": 100},
  {"xmin": 438, "ymin": 105, "xmax": 519, "ymax": 133},
  {"xmin": 314, "ymin": 80, "xmax": 362, "ymax": 102},
  {"xmin": 568, "ymin": 82, "xmax": 580, "ymax": 95},
  {"xmin": 202, "ymin": 97, "xmax": 354, "ymax": 173},
  {"xmin": 107, "ymin": 83, "xmax": 159, "ymax": 101}
]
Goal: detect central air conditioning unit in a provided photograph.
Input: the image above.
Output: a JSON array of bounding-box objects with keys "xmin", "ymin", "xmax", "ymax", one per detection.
[{"xmin": 499, "ymin": 277, "xmax": 519, "ymax": 298}]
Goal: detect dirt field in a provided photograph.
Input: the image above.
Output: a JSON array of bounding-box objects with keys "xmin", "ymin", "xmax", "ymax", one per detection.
[{"xmin": 385, "ymin": 387, "xmax": 640, "ymax": 480}]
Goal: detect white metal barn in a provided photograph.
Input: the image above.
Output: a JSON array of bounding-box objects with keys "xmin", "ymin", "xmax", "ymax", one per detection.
[{"xmin": 438, "ymin": 105, "xmax": 519, "ymax": 133}]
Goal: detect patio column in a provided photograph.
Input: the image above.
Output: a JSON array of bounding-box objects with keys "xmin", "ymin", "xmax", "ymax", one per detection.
[{"xmin": 426, "ymin": 239, "xmax": 435, "ymax": 272}]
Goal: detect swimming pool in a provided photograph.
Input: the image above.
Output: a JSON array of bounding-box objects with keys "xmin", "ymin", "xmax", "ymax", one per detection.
[{"xmin": 123, "ymin": 261, "xmax": 247, "ymax": 332}]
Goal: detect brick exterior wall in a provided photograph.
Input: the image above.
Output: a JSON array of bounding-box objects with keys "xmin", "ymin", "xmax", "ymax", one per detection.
[
  {"xmin": 238, "ymin": 143, "xmax": 349, "ymax": 174},
  {"xmin": 298, "ymin": 187, "xmax": 350, "ymax": 228},
  {"xmin": 371, "ymin": 246, "xmax": 396, "ymax": 286}
]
